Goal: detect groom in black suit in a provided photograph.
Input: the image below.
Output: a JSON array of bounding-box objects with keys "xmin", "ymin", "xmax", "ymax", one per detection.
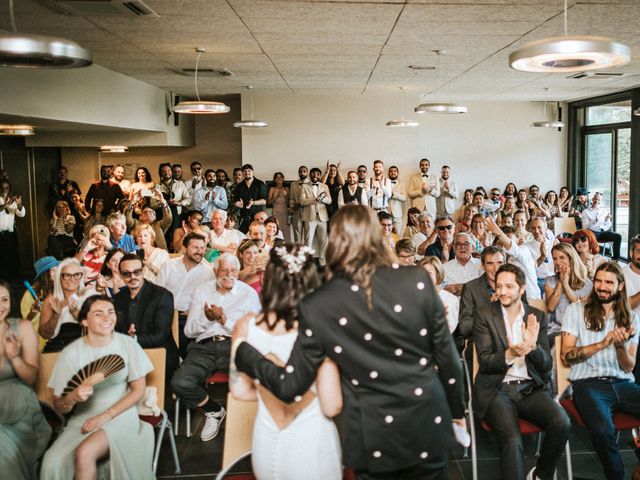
[{"xmin": 473, "ymin": 263, "xmax": 569, "ymax": 480}]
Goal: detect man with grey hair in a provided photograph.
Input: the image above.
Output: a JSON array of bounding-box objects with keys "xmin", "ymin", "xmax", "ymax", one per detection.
[
  {"xmin": 107, "ymin": 211, "xmax": 137, "ymax": 253},
  {"xmin": 209, "ymin": 209, "xmax": 240, "ymax": 254},
  {"xmin": 412, "ymin": 211, "xmax": 437, "ymax": 259},
  {"xmin": 171, "ymin": 253, "xmax": 261, "ymax": 442},
  {"xmin": 443, "ymin": 232, "xmax": 482, "ymax": 296},
  {"xmin": 125, "ymin": 189, "xmax": 172, "ymax": 250}
]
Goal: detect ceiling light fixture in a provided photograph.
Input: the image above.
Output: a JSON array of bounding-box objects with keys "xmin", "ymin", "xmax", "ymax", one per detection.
[
  {"xmin": 173, "ymin": 48, "xmax": 230, "ymax": 114},
  {"xmin": 509, "ymin": 0, "xmax": 630, "ymax": 73},
  {"xmin": 234, "ymin": 86, "xmax": 268, "ymax": 128},
  {"xmin": 0, "ymin": 124, "xmax": 34, "ymax": 136},
  {"xmin": 386, "ymin": 87, "xmax": 419, "ymax": 127},
  {"xmin": 532, "ymin": 90, "xmax": 565, "ymax": 128},
  {"xmin": 0, "ymin": 0, "xmax": 91, "ymax": 68},
  {"xmin": 415, "ymin": 50, "xmax": 467, "ymax": 114},
  {"xmin": 99, "ymin": 145, "xmax": 129, "ymax": 153}
]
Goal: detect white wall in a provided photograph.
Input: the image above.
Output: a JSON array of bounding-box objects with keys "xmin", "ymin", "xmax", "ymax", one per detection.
[{"xmin": 242, "ymin": 94, "xmax": 567, "ymax": 201}]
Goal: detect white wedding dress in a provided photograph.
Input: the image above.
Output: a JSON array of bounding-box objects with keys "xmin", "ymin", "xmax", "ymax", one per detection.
[{"xmin": 247, "ymin": 317, "xmax": 342, "ymax": 480}]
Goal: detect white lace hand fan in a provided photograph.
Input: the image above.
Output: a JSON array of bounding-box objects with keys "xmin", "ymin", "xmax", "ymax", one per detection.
[{"xmin": 62, "ymin": 354, "xmax": 125, "ymax": 396}]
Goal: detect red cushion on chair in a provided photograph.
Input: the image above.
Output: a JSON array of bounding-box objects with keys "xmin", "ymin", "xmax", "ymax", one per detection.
[
  {"xmin": 139, "ymin": 414, "xmax": 162, "ymax": 427},
  {"xmin": 208, "ymin": 372, "xmax": 229, "ymax": 384},
  {"xmin": 560, "ymin": 398, "xmax": 640, "ymax": 430},
  {"xmin": 560, "ymin": 398, "xmax": 586, "ymax": 427},
  {"xmin": 481, "ymin": 418, "xmax": 542, "ymax": 435}
]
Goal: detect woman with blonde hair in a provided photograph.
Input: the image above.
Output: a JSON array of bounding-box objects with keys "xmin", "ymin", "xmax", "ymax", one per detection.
[
  {"xmin": 48, "ymin": 200, "xmax": 77, "ymax": 259},
  {"xmin": 134, "ymin": 223, "xmax": 169, "ymax": 282},
  {"xmin": 418, "ymin": 256, "xmax": 459, "ymax": 334},
  {"xmin": 544, "ymin": 242, "xmax": 592, "ymax": 336}
]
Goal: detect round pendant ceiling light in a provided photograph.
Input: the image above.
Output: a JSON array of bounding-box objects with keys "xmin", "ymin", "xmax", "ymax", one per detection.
[
  {"xmin": 532, "ymin": 90, "xmax": 565, "ymax": 129},
  {"xmin": 0, "ymin": 124, "xmax": 34, "ymax": 136},
  {"xmin": 174, "ymin": 48, "xmax": 230, "ymax": 115},
  {"xmin": 414, "ymin": 51, "xmax": 467, "ymax": 115},
  {"xmin": 509, "ymin": 1, "xmax": 630, "ymax": 73},
  {"xmin": 99, "ymin": 145, "xmax": 129, "ymax": 153},
  {"xmin": 234, "ymin": 86, "xmax": 268, "ymax": 128},
  {"xmin": 386, "ymin": 87, "xmax": 419, "ymax": 127}
]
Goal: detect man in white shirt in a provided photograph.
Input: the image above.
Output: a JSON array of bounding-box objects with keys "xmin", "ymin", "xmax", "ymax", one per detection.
[
  {"xmin": 0, "ymin": 180, "xmax": 25, "ymax": 280},
  {"xmin": 435, "ymin": 165, "xmax": 458, "ymax": 217},
  {"xmin": 356, "ymin": 164, "xmax": 368, "ymax": 190},
  {"xmin": 187, "ymin": 161, "xmax": 206, "ymax": 197},
  {"xmin": 209, "ymin": 209, "xmax": 240, "ymax": 254},
  {"xmin": 443, "ymin": 233, "xmax": 482, "ymax": 296},
  {"xmin": 156, "ymin": 232, "xmax": 214, "ymax": 355},
  {"xmin": 623, "ymin": 235, "xmax": 640, "ymax": 321},
  {"xmin": 407, "ymin": 158, "xmax": 440, "ymax": 216},
  {"xmin": 288, "ymin": 165, "xmax": 308, "ymax": 244},
  {"xmin": 367, "ymin": 160, "xmax": 392, "ymax": 212},
  {"xmin": 581, "ymin": 192, "xmax": 622, "ymax": 260},
  {"xmin": 412, "ymin": 211, "xmax": 436, "ymax": 259},
  {"xmin": 387, "ymin": 165, "xmax": 407, "ymax": 234},
  {"xmin": 525, "ymin": 217, "xmax": 556, "ymax": 293},
  {"xmin": 171, "ymin": 253, "xmax": 260, "ymax": 442},
  {"xmin": 337, "ymin": 171, "xmax": 367, "ymax": 208}
]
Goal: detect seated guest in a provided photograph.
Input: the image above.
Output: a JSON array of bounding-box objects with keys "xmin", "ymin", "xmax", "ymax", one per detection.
[
  {"xmin": 125, "ymin": 189, "xmax": 172, "ymax": 251},
  {"xmin": 470, "ymin": 213, "xmax": 494, "ymax": 255},
  {"xmin": 134, "ymin": 224, "xmax": 169, "ymax": 283},
  {"xmin": 39, "ymin": 258, "xmax": 96, "ymax": 352},
  {"xmin": 75, "ymin": 225, "xmax": 112, "ymax": 284},
  {"xmin": 455, "ymin": 188, "xmax": 475, "ymax": 222},
  {"xmin": 561, "ymin": 262, "xmax": 640, "ymax": 480},
  {"xmin": 485, "ymin": 187, "xmax": 503, "ymax": 219},
  {"xmin": 581, "ymin": 192, "xmax": 622, "ymax": 260},
  {"xmin": 47, "ymin": 200, "xmax": 77, "ymax": 259},
  {"xmin": 21, "ymin": 256, "xmax": 59, "ymax": 351},
  {"xmin": 419, "ymin": 256, "xmax": 459, "ymax": 333},
  {"xmin": 224, "ymin": 212, "xmax": 245, "ymax": 244},
  {"xmin": 395, "ymin": 239, "xmax": 416, "ymax": 266},
  {"xmin": 543, "ymin": 190, "xmax": 561, "ymax": 231},
  {"xmin": 114, "ymin": 254, "xmax": 178, "ymax": 380},
  {"xmin": 402, "ymin": 207, "xmax": 421, "ymax": 240},
  {"xmin": 171, "ymin": 253, "xmax": 260, "ymax": 442},
  {"xmin": 82, "ymin": 198, "xmax": 107, "ymax": 237},
  {"xmin": 238, "ymin": 239, "xmax": 266, "ymax": 295},
  {"xmin": 497, "ymin": 196, "xmax": 517, "ymax": 227},
  {"xmin": 69, "ymin": 191, "xmax": 89, "ymax": 243},
  {"xmin": 412, "ymin": 211, "xmax": 436, "ymax": 258},
  {"xmin": 459, "ymin": 246, "xmax": 506, "ymax": 338},
  {"xmin": 502, "ymin": 182, "xmax": 517, "ymax": 202},
  {"xmin": 544, "ymin": 243, "xmax": 592, "ymax": 337},
  {"xmin": 209, "ymin": 209, "xmax": 240, "ymax": 255},
  {"xmin": 248, "ymin": 220, "xmax": 271, "ymax": 262},
  {"xmin": 474, "ymin": 264, "xmax": 570, "ymax": 480},
  {"xmin": 96, "ymin": 248, "xmax": 126, "ymax": 296},
  {"xmin": 0, "ymin": 280, "xmax": 52, "ymax": 479},
  {"xmin": 456, "ymin": 204, "xmax": 478, "ymax": 233},
  {"xmin": 514, "ymin": 210, "xmax": 533, "ymax": 244},
  {"xmin": 558, "ymin": 186, "xmax": 573, "ymax": 214},
  {"xmin": 425, "ymin": 215, "xmax": 456, "ymax": 262},
  {"xmin": 264, "ymin": 216, "xmax": 285, "ymax": 248},
  {"xmin": 173, "ymin": 210, "xmax": 210, "ymax": 253},
  {"xmin": 253, "ymin": 211, "xmax": 268, "ymax": 224},
  {"xmin": 442, "ymin": 232, "xmax": 482, "ymax": 296},
  {"xmin": 570, "ymin": 187, "xmax": 590, "ymax": 229},
  {"xmin": 571, "ymin": 229, "xmax": 607, "ymax": 279},
  {"xmin": 473, "ymin": 191, "xmax": 490, "ymax": 217},
  {"xmin": 623, "ymin": 236, "xmax": 640, "ymax": 382},
  {"xmin": 156, "ymin": 233, "xmax": 213, "ymax": 357},
  {"xmin": 515, "ymin": 189, "xmax": 530, "ymax": 217},
  {"xmin": 41, "ymin": 295, "xmax": 154, "ymax": 480},
  {"xmin": 107, "ymin": 212, "xmax": 137, "ymax": 253},
  {"xmin": 525, "ymin": 217, "xmax": 556, "ymax": 293},
  {"xmin": 378, "ymin": 211, "xmax": 397, "ymax": 253}
]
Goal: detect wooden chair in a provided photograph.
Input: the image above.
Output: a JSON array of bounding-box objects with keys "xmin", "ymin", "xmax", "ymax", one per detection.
[
  {"xmin": 35, "ymin": 352, "xmax": 59, "ymax": 406},
  {"xmin": 141, "ymin": 348, "xmax": 181, "ymax": 474},
  {"xmin": 528, "ymin": 298, "xmax": 547, "ymax": 314},
  {"xmin": 221, "ymin": 392, "xmax": 258, "ymax": 469}
]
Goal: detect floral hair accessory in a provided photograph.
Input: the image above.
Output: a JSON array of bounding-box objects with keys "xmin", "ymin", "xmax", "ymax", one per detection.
[{"xmin": 274, "ymin": 245, "xmax": 315, "ymax": 274}]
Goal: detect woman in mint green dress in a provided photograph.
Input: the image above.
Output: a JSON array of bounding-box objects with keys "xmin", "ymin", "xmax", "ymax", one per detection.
[
  {"xmin": 0, "ymin": 280, "xmax": 51, "ymax": 479},
  {"xmin": 41, "ymin": 294, "xmax": 155, "ymax": 480}
]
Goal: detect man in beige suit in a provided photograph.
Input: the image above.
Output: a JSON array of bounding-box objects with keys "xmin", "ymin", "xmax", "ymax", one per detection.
[
  {"xmin": 388, "ymin": 165, "xmax": 407, "ymax": 235},
  {"xmin": 300, "ymin": 167, "xmax": 332, "ymax": 265},
  {"xmin": 288, "ymin": 165, "xmax": 308, "ymax": 243},
  {"xmin": 407, "ymin": 158, "xmax": 440, "ymax": 216}
]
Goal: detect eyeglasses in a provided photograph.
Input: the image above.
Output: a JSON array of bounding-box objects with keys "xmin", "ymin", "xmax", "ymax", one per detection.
[
  {"xmin": 437, "ymin": 225, "xmax": 454, "ymax": 231},
  {"xmin": 121, "ymin": 268, "xmax": 143, "ymax": 279},
  {"xmin": 455, "ymin": 242, "xmax": 471, "ymax": 248},
  {"xmin": 61, "ymin": 272, "xmax": 82, "ymax": 281}
]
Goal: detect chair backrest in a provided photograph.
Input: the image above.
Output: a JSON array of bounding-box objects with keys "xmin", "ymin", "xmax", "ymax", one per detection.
[
  {"xmin": 36, "ymin": 351, "xmax": 59, "ymax": 406},
  {"xmin": 144, "ymin": 348, "xmax": 166, "ymax": 411},
  {"xmin": 528, "ymin": 298, "xmax": 547, "ymax": 314},
  {"xmin": 169, "ymin": 253, "xmax": 182, "ymax": 259},
  {"xmin": 554, "ymin": 216, "xmax": 577, "ymax": 237},
  {"xmin": 221, "ymin": 392, "xmax": 258, "ymax": 469},
  {"xmin": 171, "ymin": 310, "xmax": 179, "ymax": 348},
  {"xmin": 554, "ymin": 335, "xmax": 571, "ymax": 399},
  {"xmin": 472, "ymin": 344, "xmax": 479, "ymax": 382}
]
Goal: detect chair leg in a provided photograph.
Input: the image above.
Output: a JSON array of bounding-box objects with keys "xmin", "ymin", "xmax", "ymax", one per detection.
[
  {"xmin": 564, "ymin": 440, "xmax": 572, "ymax": 480},
  {"xmin": 164, "ymin": 415, "xmax": 182, "ymax": 474},
  {"xmin": 174, "ymin": 397, "xmax": 180, "ymax": 436},
  {"xmin": 152, "ymin": 416, "xmax": 166, "ymax": 474},
  {"xmin": 535, "ymin": 432, "xmax": 542, "ymax": 457},
  {"xmin": 186, "ymin": 408, "xmax": 191, "ymax": 438}
]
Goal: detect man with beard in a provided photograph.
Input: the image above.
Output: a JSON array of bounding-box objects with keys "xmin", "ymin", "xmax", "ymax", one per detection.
[
  {"xmin": 172, "ymin": 163, "xmax": 185, "ymax": 182},
  {"xmin": 387, "ymin": 165, "xmax": 407, "ymax": 234},
  {"xmin": 171, "ymin": 253, "xmax": 260, "ymax": 441},
  {"xmin": 187, "ymin": 161, "xmax": 206, "ymax": 196},
  {"xmin": 337, "ymin": 171, "xmax": 367, "ymax": 208},
  {"xmin": 367, "ymin": 160, "xmax": 392, "ymax": 213},
  {"xmin": 299, "ymin": 167, "xmax": 332, "ymax": 265},
  {"xmin": 158, "ymin": 163, "xmax": 191, "ymax": 245},
  {"xmin": 156, "ymin": 233, "xmax": 214, "ymax": 356},
  {"xmin": 288, "ymin": 165, "xmax": 309, "ymax": 244},
  {"xmin": 233, "ymin": 164, "xmax": 268, "ymax": 233},
  {"xmin": 49, "ymin": 166, "xmax": 81, "ymax": 214},
  {"xmin": 356, "ymin": 164, "xmax": 368, "ymax": 190},
  {"xmin": 193, "ymin": 169, "xmax": 228, "ymax": 227},
  {"xmin": 85, "ymin": 165, "xmax": 124, "ymax": 214},
  {"xmin": 111, "ymin": 164, "xmax": 131, "ymax": 197},
  {"xmin": 475, "ymin": 264, "xmax": 570, "ymax": 480},
  {"xmin": 408, "ymin": 158, "xmax": 440, "ymax": 216},
  {"xmin": 562, "ymin": 262, "xmax": 640, "ymax": 480},
  {"xmin": 435, "ymin": 165, "xmax": 458, "ymax": 217}
]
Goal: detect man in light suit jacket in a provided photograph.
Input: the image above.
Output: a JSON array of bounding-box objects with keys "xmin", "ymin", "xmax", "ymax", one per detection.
[
  {"xmin": 473, "ymin": 264, "xmax": 569, "ymax": 480},
  {"xmin": 435, "ymin": 165, "xmax": 458, "ymax": 217},
  {"xmin": 388, "ymin": 165, "xmax": 407, "ymax": 234},
  {"xmin": 300, "ymin": 167, "xmax": 331, "ymax": 265},
  {"xmin": 288, "ymin": 165, "xmax": 308, "ymax": 244},
  {"xmin": 407, "ymin": 158, "xmax": 440, "ymax": 215}
]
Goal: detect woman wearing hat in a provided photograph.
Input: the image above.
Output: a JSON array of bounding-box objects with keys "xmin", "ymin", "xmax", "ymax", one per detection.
[{"xmin": 20, "ymin": 256, "xmax": 59, "ymax": 351}]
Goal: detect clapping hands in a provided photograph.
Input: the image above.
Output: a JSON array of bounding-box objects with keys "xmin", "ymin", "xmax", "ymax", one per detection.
[{"xmin": 507, "ymin": 314, "xmax": 539, "ymax": 360}]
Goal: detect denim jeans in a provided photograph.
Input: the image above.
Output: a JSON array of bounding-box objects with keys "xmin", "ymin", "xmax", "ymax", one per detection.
[{"xmin": 573, "ymin": 378, "xmax": 640, "ymax": 480}]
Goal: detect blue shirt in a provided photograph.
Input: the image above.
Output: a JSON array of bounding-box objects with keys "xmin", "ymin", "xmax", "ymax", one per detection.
[
  {"xmin": 112, "ymin": 233, "xmax": 137, "ymax": 253},
  {"xmin": 193, "ymin": 186, "xmax": 228, "ymax": 223}
]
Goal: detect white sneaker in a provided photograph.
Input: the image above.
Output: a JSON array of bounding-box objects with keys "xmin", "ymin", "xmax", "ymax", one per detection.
[
  {"xmin": 526, "ymin": 467, "xmax": 539, "ymax": 480},
  {"xmin": 200, "ymin": 407, "xmax": 226, "ymax": 441}
]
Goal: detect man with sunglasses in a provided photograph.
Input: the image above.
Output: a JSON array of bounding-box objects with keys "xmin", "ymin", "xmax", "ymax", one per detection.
[
  {"xmin": 114, "ymin": 253, "xmax": 178, "ymax": 380},
  {"xmin": 425, "ymin": 216, "xmax": 456, "ymax": 262},
  {"xmin": 187, "ymin": 161, "xmax": 206, "ymax": 195},
  {"xmin": 356, "ymin": 164, "xmax": 368, "ymax": 190}
]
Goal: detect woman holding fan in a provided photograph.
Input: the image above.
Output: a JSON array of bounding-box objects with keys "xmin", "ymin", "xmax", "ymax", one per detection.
[{"xmin": 41, "ymin": 294, "xmax": 154, "ymax": 480}]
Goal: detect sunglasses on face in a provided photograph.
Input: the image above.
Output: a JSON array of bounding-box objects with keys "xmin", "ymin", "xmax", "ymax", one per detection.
[
  {"xmin": 61, "ymin": 272, "xmax": 82, "ymax": 281},
  {"xmin": 574, "ymin": 236, "xmax": 588, "ymax": 243},
  {"xmin": 358, "ymin": 170, "xmax": 367, "ymax": 173},
  {"xmin": 437, "ymin": 225, "xmax": 454, "ymax": 231},
  {"xmin": 121, "ymin": 268, "xmax": 143, "ymax": 279}
]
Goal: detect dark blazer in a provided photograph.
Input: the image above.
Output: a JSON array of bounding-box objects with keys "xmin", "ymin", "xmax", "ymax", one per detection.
[
  {"xmin": 235, "ymin": 266, "xmax": 465, "ymax": 474},
  {"xmin": 458, "ymin": 274, "xmax": 493, "ymax": 338},
  {"xmin": 114, "ymin": 281, "xmax": 178, "ymax": 377},
  {"xmin": 472, "ymin": 301, "xmax": 551, "ymax": 419}
]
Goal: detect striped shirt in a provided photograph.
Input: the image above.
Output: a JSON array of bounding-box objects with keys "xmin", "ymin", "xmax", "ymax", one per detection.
[{"xmin": 561, "ymin": 302, "xmax": 639, "ymax": 382}]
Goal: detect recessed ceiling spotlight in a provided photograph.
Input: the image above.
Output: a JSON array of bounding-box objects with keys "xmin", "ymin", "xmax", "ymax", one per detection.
[{"xmin": 0, "ymin": 124, "xmax": 34, "ymax": 136}]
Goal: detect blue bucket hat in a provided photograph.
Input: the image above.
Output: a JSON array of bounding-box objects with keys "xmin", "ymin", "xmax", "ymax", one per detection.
[{"xmin": 34, "ymin": 256, "xmax": 60, "ymax": 279}]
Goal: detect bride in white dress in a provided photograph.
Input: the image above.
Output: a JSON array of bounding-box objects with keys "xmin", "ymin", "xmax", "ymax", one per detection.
[{"xmin": 231, "ymin": 245, "xmax": 342, "ymax": 480}]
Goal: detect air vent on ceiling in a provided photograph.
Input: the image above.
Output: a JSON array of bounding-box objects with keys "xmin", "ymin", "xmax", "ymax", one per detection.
[
  {"xmin": 180, "ymin": 68, "xmax": 235, "ymax": 78},
  {"xmin": 567, "ymin": 71, "xmax": 624, "ymax": 80},
  {"xmin": 46, "ymin": 0, "xmax": 159, "ymax": 16}
]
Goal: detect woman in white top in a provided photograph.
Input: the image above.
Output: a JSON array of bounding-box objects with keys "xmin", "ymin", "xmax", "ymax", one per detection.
[
  {"xmin": 47, "ymin": 200, "xmax": 77, "ymax": 259},
  {"xmin": 231, "ymin": 244, "xmax": 342, "ymax": 480},
  {"xmin": 571, "ymin": 229, "xmax": 607, "ymax": 279},
  {"xmin": 419, "ymin": 256, "xmax": 459, "ymax": 334},
  {"xmin": 128, "ymin": 167, "xmax": 155, "ymax": 202},
  {"xmin": 134, "ymin": 223, "xmax": 169, "ymax": 282}
]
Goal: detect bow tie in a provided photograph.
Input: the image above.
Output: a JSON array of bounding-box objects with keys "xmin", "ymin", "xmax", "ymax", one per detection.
[
  {"xmin": 391, "ymin": 181, "xmax": 397, "ymax": 184},
  {"xmin": 422, "ymin": 174, "xmax": 428, "ymax": 178},
  {"xmin": 311, "ymin": 183, "xmax": 319, "ymax": 187}
]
